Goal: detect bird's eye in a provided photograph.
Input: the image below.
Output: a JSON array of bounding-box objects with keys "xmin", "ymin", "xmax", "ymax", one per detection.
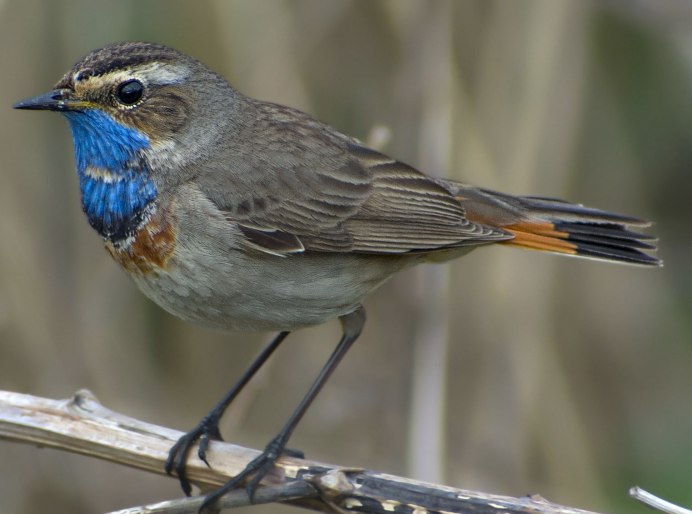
[{"xmin": 115, "ymin": 80, "xmax": 144, "ymax": 105}]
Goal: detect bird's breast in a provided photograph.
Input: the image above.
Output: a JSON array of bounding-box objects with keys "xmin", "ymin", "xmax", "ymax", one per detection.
[{"xmin": 105, "ymin": 204, "xmax": 177, "ymax": 275}]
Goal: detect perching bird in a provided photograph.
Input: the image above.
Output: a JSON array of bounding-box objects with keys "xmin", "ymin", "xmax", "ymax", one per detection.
[{"xmin": 14, "ymin": 42, "xmax": 660, "ymax": 512}]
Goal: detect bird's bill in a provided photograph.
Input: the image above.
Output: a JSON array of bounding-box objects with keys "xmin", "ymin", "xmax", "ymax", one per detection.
[{"xmin": 13, "ymin": 89, "xmax": 89, "ymax": 111}]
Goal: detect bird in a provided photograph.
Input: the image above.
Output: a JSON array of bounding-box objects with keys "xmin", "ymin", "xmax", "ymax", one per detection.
[{"xmin": 14, "ymin": 41, "xmax": 660, "ymax": 512}]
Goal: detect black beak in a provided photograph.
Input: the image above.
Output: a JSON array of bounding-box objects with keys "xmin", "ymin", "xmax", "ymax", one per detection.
[{"xmin": 13, "ymin": 88, "xmax": 81, "ymax": 111}]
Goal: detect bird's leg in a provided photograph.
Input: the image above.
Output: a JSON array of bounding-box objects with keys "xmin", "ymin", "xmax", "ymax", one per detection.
[
  {"xmin": 165, "ymin": 331, "xmax": 290, "ymax": 496},
  {"xmin": 199, "ymin": 306, "xmax": 365, "ymax": 513}
]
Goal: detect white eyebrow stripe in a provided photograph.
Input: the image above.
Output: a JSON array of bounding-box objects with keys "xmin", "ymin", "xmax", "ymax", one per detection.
[{"xmin": 136, "ymin": 62, "xmax": 190, "ymax": 84}]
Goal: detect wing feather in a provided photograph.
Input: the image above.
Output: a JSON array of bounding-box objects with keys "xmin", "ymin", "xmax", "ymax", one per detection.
[{"xmin": 198, "ymin": 101, "xmax": 509, "ymax": 255}]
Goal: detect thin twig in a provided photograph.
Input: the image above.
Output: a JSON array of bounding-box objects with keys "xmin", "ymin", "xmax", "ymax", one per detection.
[
  {"xmin": 630, "ymin": 487, "xmax": 692, "ymax": 514},
  {"xmin": 107, "ymin": 481, "xmax": 318, "ymax": 514}
]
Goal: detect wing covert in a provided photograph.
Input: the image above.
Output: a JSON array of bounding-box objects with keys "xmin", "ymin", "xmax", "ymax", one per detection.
[{"xmin": 195, "ymin": 101, "xmax": 509, "ymax": 255}]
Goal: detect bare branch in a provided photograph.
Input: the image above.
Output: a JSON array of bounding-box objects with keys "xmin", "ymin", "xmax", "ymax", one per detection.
[
  {"xmin": 630, "ymin": 487, "xmax": 692, "ymax": 514},
  {"xmin": 0, "ymin": 389, "xmax": 614, "ymax": 514}
]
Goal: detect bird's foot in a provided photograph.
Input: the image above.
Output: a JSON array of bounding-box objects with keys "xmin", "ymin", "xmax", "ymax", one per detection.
[
  {"xmin": 165, "ymin": 413, "xmax": 223, "ymax": 496},
  {"xmin": 199, "ymin": 433, "xmax": 289, "ymax": 513}
]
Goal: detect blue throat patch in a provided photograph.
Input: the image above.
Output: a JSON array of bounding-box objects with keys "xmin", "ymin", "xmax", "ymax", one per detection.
[{"xmin": 63, "ymin": 109, "xmax": 157, "ymax": 242}]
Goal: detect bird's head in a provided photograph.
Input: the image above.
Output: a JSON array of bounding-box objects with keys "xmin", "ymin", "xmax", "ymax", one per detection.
[
  {"xmin": 14, "ymin": 41, "xmax": 233, "ymax": 171},
  {"xmin": 14, "ymin": 42, "xmax": 233, "ymax": 241}
]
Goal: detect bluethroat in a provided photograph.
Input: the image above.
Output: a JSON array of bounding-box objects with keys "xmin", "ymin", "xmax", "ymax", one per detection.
[{"xmin": 14, "ymin": 42, "xmax": 660, "ymax": 511}]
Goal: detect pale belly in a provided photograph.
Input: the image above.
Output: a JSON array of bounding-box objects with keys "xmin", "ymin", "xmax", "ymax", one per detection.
[
  {"xmin": 130, "ymin": 249, "xmax": 411, "ymax": 332},
  {"xmin": 105, "ymin": 192, "xmax": 417, "ymax": 332}
]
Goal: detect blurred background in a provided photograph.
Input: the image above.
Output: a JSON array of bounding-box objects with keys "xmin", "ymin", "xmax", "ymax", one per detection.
[{"xmin": 0, "ymin": 1, "xmax": 690, "ymax": 513}]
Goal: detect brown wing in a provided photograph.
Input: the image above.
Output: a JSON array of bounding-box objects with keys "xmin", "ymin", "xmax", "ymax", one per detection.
[
  {"xmin": 223, "ymin": 145, "xmax": 510, "ymax": 255},
  {"xmin": 198, "ymin": 102, "xmax": 510, "ymax": 255},
  {"xmin": 333, "ymin": 145, "xmax": 510, "ymax": 253}
]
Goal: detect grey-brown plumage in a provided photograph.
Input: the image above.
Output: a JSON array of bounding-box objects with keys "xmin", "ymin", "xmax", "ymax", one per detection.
[
  {"xmin": 39, "ymin": 41, "xmax": 659, "ymax": 266},
  {"xmin": 14, "ymin": 41, "xmax": 661, "ymax": 511}
]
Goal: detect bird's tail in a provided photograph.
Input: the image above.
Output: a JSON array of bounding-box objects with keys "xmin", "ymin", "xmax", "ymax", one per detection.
[{"xmin": 453, "ymin": 185, "xmax": 661, "ymax": 266}]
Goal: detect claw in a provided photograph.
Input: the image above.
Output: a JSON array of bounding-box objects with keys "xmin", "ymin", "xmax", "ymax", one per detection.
[
  {"xmin": 165, "ymin": 416, "xmax": 223, "ymax": 496},
  {"xmin": 198, "ymin": 436, "xmax": 285, "ymax": 512},
  {"xmin": 165, "ymin": 434, "xmax": 194, "ymax": 495},
  {"xmin": 198, "ymin": 433, "xmax": 212, "ymax": 467}
]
